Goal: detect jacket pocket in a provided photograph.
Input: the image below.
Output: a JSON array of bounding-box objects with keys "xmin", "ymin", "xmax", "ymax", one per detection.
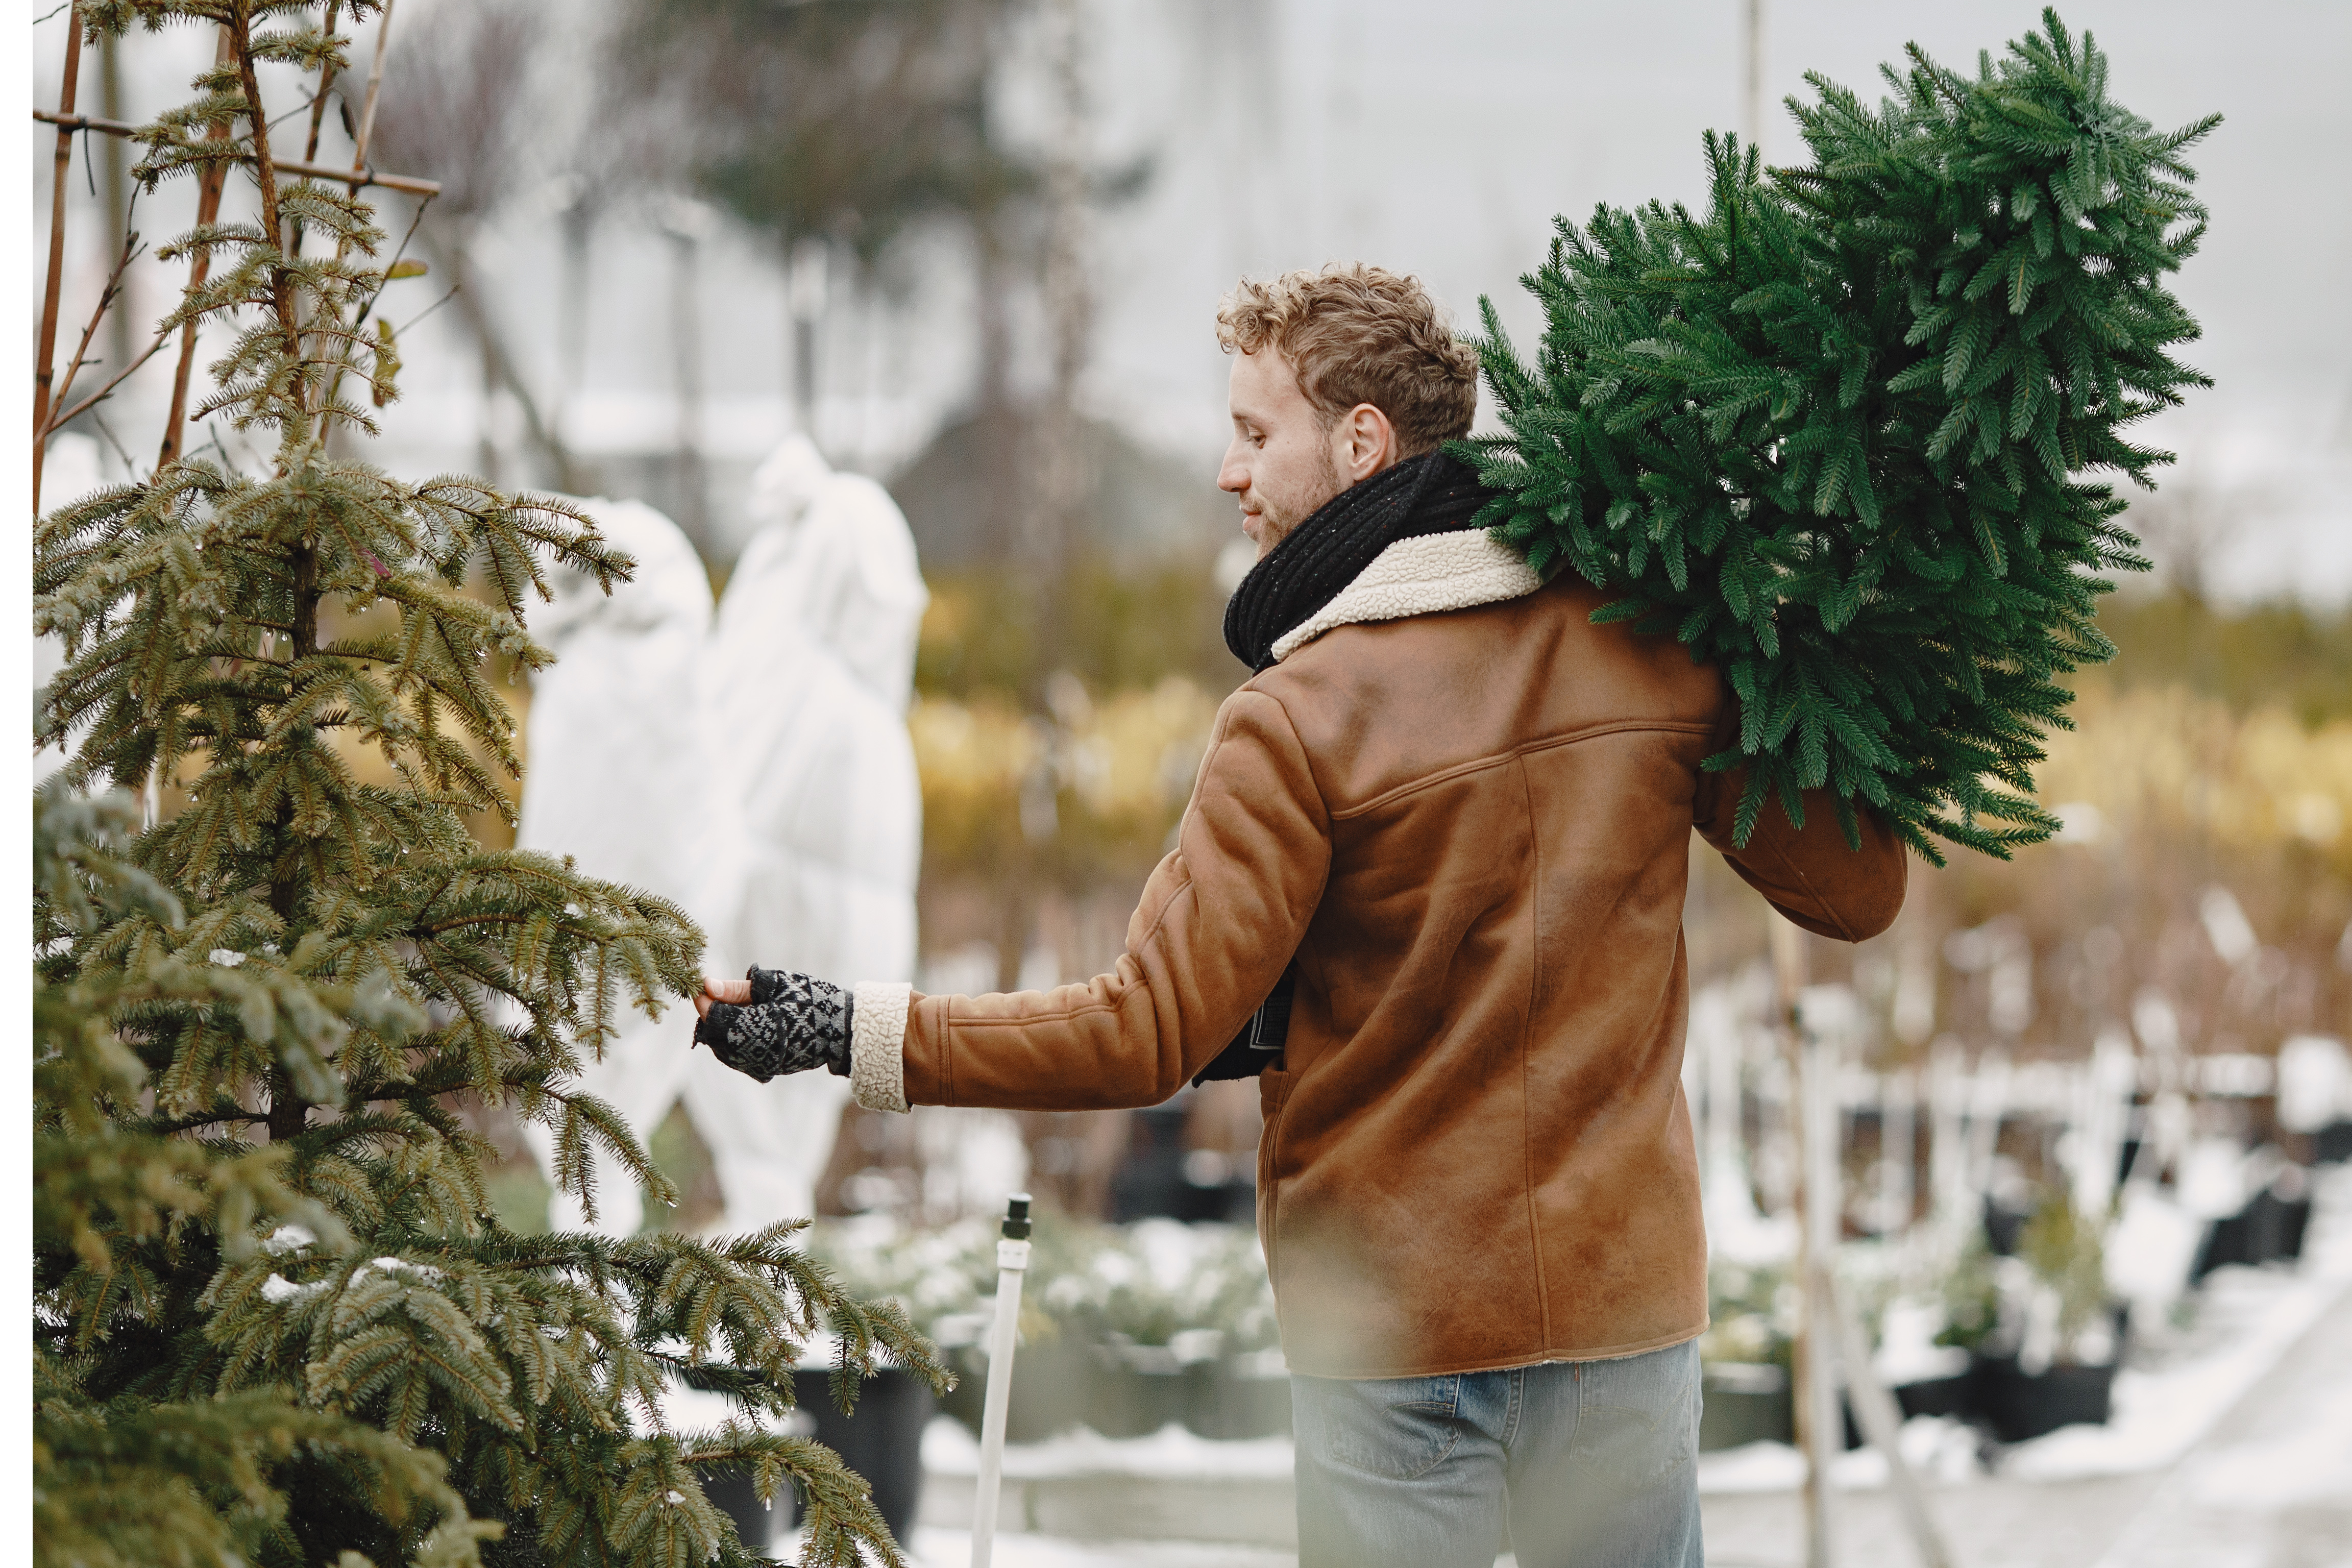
[
  {"xmin": 1259, "ymin": 1065, "xmax": 1294, "ymax": 1120},
  {"xmin": 1257, "ymin": 1069, "xmax": 1294, "ymax": 1192},
  {"xmin": 1257, "ymin": 1068, "xmax": 1292, "ymax": 1284}
]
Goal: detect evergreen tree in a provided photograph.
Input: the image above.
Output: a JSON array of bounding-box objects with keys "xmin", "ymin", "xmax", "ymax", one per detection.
[
  {"xmin": 35, "ymin": 789, "xmax": 493, "ymax": 1568},
  {"xmin": 34, "ymin": 6, "xmax": 943, "ymax": 1565},
  {"xmin": 1463, "ymin": 9, "xmax": 2215, "ymax": 862}
]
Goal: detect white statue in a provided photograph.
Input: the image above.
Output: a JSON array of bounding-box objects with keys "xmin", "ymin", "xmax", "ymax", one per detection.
[
  {"xmin": 513, "ymin": 497, "xmax": 724, "ymax": 1238},
  {"xmin": 517, "ymin": 442, "xmax": 927, "ymax": 1239},
  {"xmin": 690, "ymin": 437, "xmax": 929, "ymax": 1233}
]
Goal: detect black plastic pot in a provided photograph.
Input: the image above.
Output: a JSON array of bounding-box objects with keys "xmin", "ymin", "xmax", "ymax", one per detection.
[
  {"xmin": 701, "ymin": 1393, "xmax": 925, "ymax": 1557},
  {"xmin": 1087, "ymin": 1343, "xmax": 1189, "ymax": 1438},
  {"xmin": 785, "ymin": 1366, "xmax": 934, "ymax": 1544},
  {"xmin": 2277, "ymin": 1193, "xmax": 2315, "ymax": 1259},
  {"xmin": 700, "ymin": 1465, "xmax": 779, "ymax": 1555},
  {"xmin": 2194, "ymin": 1185, "xmax": 2315, "ymax": 1280},
  {"xmin": 1699, "ymin": 1362, "xmax": 1793, "ymax": 1451},
  {"xmin": 938, "ymin": 1337, "xmax": 1093, "ymax": 1443},
  {"xmin": 1892, "ymin": 1370, "xmax": 1978, "ymax": 1422},
  {"xmin": 1970, "ymin": 1354, "xmax": 2116, "ymax": 1443},
  {"xmin": 1839, "ymin": 1371, "xmax": 1980, "ymax": 1450},
  {"xmin": 1982, "ymin": 1193, "xmax": 2030, "ymax": 1256},
  {"xmin": 1108, "ymin": 1105, "xmax": 1256, "ymax": 1223},
  {"xmin": 2313, "ymin": 1121, "xmax": 2352, "ymax": 1166},
  {"xmin": 1182, "ymin": 1360, "xmax": 1292, "ymax": 1439}
]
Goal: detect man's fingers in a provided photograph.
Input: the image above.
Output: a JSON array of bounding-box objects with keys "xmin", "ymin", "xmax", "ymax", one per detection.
[
  {"xmin": 702, "ymin": 976, "xmax": 752, "ymax": 1006},
  {"xmin": 693, "ymin": 991, "xmax": 713, "ymax": 1020}
]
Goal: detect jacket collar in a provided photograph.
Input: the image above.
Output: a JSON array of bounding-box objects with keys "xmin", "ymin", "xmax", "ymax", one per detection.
[
  {"xmin": 1222, "ymin": 453, "xmax": 1495, "ymax": 671},
  {"xmin": 1267, "ymin": 529, "xmax": 1545, "ymax": 664}
]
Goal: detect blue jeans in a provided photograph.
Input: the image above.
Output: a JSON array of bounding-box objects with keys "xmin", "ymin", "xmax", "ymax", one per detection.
[{"xmin": 1290, "ymin": 1340, "xmax": 1703, "ymax": 1568}]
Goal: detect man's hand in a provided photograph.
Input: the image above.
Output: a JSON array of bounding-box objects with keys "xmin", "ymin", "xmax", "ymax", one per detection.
[
  {"xmin": 693, "ymin": 975, "xmax": 753, "ymax": 1018},
  {"xmin": 689, "ymin": 966, "xmax": 853, "ymax": 1082}
]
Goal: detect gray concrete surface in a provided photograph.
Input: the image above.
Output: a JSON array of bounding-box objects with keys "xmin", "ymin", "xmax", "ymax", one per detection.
[{"xmin": 887, "ymin": 1277, "xmax": 2352, "ymax": 1566}]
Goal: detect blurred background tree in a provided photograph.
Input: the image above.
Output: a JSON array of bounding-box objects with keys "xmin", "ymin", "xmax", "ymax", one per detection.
[
  {"xmin": 601, "ymin": 0, "xmax": 1214, "ymax": 1006},
  {"xmin": 369, "ymin": 0, "xmax": 579, "ymax": 492}
]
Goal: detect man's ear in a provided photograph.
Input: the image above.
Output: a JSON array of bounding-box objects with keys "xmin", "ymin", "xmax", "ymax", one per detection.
[{"xmin": 1333, "ymin": 402, "xmax": 1400, "ymax": 483}]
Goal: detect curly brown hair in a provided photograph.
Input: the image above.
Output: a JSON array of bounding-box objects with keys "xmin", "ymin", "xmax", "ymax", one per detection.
[{"xmin": 1215, "ymin": 264, "xmax": 1481, "ymax": 457}]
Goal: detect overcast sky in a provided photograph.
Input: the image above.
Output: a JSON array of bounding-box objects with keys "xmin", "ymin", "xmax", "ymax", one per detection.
[
  {"xmin": 33, "ymin": 0, "xmax": 2351, "ymax": 601},
  {"xmin": 1081, "ymin": 0, "xmax": 2352, "ymax": 602}
]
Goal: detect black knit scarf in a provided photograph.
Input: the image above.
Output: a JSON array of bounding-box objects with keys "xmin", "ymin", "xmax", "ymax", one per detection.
[{"xmin": 1221, "ymin": 451, "xmax": 1494, "ymax": 672}]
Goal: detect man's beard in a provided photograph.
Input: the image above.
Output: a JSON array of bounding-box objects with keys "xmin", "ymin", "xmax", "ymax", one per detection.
[{"xmin": 1254, "ymin": 446, "xmax": 1344, "ymax": 554}]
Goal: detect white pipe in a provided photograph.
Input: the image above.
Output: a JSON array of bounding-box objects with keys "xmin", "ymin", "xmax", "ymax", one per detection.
[
  {"xmin": 971, "ymin": 1194, "xmax": 1033, "ymax": 1568},
  {"xmin": 1799, "ymin": 996, "xmax": 1843, "ymax": 1568},
  {"xmin": 1884, "ymin": 1070, "xmax": 1915, "ymax": 1235}
]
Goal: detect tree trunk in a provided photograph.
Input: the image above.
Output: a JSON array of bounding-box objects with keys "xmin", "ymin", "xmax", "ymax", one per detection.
[
  {"xmin": 667, "ymin": 225, "xmax": 707, "ymax": 546},
  {"xmin": 422, "ymin": 227, "xmax": 582, "ymax": 493}
]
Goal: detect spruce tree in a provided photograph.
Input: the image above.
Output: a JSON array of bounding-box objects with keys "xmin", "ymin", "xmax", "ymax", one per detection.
[
  {"xmin": 34, "ymin": 6, "xmax": 942, "ymax": 1565},
  {"xmin": 1463, "ymin": 9, "xmax": 2215, "ymax": 862}
]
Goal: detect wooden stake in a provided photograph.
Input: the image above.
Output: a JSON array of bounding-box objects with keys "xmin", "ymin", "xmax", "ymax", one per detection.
[
  {"xmin": 34, "ymin": 3, "xmax": 85, "ymax": 513},
  {"xmin": 225, "ymin": 2, "xmax": 298, "ymax": 348},
  {"xmin": 302, "ymin": 2, "xmax": 341, "ymax": 164},
  {"xmin": 40, "ymin": 227, "xmax": 141, "ymax": 437},
  {"xmin": 348, "ymin": 0, "xmax": 396, "ymax": 195},
  {"xmin": 157, "ymin": 29, "xmax": 235, "ymax": 471},
  {"xmin": 1743, "ymin": 0, "xmax": 1765, "ymax": 150},
  {"xmin": 97, "ymin": 29, "xmax": 131, "ymax": 390},
  {"xmin": 1831, "ymin": 1274, "xmax": 1957, "ymax": 1568},
  {"xmin": 34, "ymin": 112, "xmax": 440, "ymax": 198},
  {"xmin": 1774, "ymin": 913, "xmax": 1837, "ymax": 1568}
]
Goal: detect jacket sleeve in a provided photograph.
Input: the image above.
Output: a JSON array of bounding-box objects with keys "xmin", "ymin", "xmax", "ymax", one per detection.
[
  {"xmin": 1693, "ymin": 750, "xmax": 1909, "ymax": 945},
  {"xmin": 844, "ymin": 688, "xmax": 1331, "ymax": 1113}
]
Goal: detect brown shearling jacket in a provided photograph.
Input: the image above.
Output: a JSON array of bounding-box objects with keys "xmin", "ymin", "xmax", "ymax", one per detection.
[{"xmin": 844, "ymin": 530, "xmax": 1907, "ymax": 1379}]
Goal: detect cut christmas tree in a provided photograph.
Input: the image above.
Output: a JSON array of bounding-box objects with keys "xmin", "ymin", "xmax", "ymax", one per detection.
[
  {"xmin": 32, "ymin": 5, "xmax": 943, "ymax": 1566},
  {"xmin": 1462, "ymin": 8, "xmax": 2216, "ymax": 862}
]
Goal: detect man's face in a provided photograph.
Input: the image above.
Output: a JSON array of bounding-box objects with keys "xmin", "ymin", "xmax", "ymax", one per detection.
[{"xmin": 1219, "ymin": 349, "xmax": 1343, "ymax": 559}]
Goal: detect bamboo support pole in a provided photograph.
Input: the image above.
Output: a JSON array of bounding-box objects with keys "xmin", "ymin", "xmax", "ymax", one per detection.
[
  {"xmin": 97, "ymin": 30, "xmax": 131, "ymax": 385},
  {"xmin": 302, "ymin": 2, "xmax": 341, "ymax": 164},
  {"xmin": 1831, "ymin": 1276, "xmax": 1957, "ymax": 1568},
  {"xmin": 1743, "ymin": 0, "xmax": 1766, "ymax": 151},
  {"xmin": 322, "ymin": 0, "xmax": 410, "ymax": 440},
  {"xmin": 156, "ymin": 29, "xmax": 235, "ymax": 471},
  {"xmin": 1774, "ymin": 915, "xmax": 1837, "ymax": 1568},
  {"xmin": 348, "ymin": 0, "xmax": 395, "ymax": 195},
  {"xmin": 34, "ymin": 4, "xmax": 85, "ymax": 513},
  {"xmin": 34, "ymin": 111, "xmax": 442, "ymax": 198},
  {"xmin": 40, "ymin": 231, "xmax": 141, "ymax": 439}
]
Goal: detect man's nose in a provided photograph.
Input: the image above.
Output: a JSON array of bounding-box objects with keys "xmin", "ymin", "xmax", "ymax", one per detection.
[{"xmin": 1216, "ymin": 449, "xmax": 1247, "ymax": 494}]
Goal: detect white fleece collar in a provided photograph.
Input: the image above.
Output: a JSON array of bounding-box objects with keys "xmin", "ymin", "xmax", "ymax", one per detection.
[{"xmin": 1268, "ymin": 530, "xmax": 1545, "ymax": 664}]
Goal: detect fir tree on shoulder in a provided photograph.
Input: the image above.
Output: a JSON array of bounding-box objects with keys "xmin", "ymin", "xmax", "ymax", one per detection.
[
  {"xmin": 32, "ymin": 7, "xmax": 943, "ymax": 1567},
  {"xmin": 1462, "ymin": 8, "xmax": 2217, "ymax": 864}
]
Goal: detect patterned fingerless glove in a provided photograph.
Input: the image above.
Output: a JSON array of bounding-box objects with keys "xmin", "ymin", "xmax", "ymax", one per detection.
[{"xmin": 694, "ymin": 967, "xmax": 853, "ymax": 1082}]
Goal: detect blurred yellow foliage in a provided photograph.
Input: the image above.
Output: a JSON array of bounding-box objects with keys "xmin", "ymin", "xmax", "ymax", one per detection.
[
  {"xmin": 911, "ymin": 677, "xmax": 1220, "ymax": 881},
  {"xmin": 2039, "ymin": 681, "xmax": 2352, "ymax": 870}
]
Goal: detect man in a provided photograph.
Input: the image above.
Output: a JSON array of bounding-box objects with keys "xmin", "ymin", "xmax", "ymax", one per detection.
[{"xmin": 693, "ymin": 264, "xmax": 1906, "ymax": 1566}]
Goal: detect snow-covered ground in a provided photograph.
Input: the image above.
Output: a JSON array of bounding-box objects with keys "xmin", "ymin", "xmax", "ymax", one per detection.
[
  {"xmin": 1703, "ymin": 1164, "xmax": 2352, "ymax": 1498},
  {"xmin": 769, "ymin": 1166, "xmax": 2352, "ymax": 1565}
]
